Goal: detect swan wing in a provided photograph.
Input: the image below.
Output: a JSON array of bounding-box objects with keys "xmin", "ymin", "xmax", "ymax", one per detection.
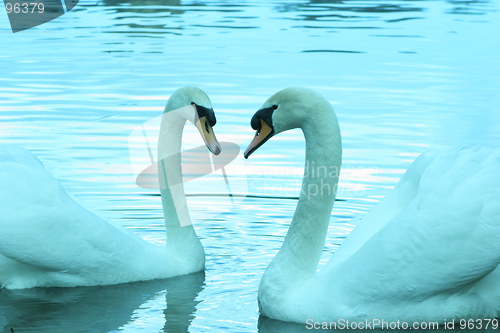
[
  {"xmin": 330, "ymin": 146, "xmax": 500, "ymax": 300},
  {"xmin": 333, "ymin": 149, "xmax": 439, "ymax": 262},
  {"xmin": 0, "ymin": 145, "xmax": 146, "ymax": 273}
]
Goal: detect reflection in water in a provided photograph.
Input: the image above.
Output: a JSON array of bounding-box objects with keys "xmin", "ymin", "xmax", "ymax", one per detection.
[
  {"xmin": 277, "ymin": 0, "xmax": 493, "ymax": 23},
  {"xmin": 273, "ymin": 0, "xmax": 427, "ymax": 33},
  {"xmin": 163, "ymin": 272, "xmax": 205, "ymax": 332},
  {"xmin": 446, "ymin": 0, "xmax": 494, "ymax": 15},
  {"xmin": 0, "ymin": 272, "xmax": 205, "ymax": 333},
  {"xmin": 103, "ymin": 0, "xmax": 180, "ymax": 6},
  {"xmin": 276, "ymin": 0, "xmax": 425, "ymax": 16},
  {"xmin": 100, "ymin": 0, "xmax": 184, "ymax": 32},
  {"xmin": 96, "ymin": 0, "xmax": 251, "ymax": 36},
  {"xmin": 102, "ymin": 0, "xmax": 183, "ymax": 15}
]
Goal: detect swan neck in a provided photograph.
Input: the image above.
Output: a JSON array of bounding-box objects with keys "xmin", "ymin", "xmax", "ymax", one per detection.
[
  {"xmin": 269, "ymin": 111, "xmax": 341, "ymax": 280},
  {"xmin": 157, "ymin": 108, "xmax": 203, "ymax": 262},
  {"xmin": 158, "ymin": 110, "xmax": 190, "ymax": 228}
]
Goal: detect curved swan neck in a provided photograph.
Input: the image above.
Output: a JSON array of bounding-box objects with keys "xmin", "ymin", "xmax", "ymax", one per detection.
[
  {"xmin": 267, "ymin": 106, "xmax": 342, "ymax": 281},
  {"xmin": 158, "ymin": 109, "xmax": 190, "ymax": 228},
  {"xmin": 157, "ymin": 104, "xmax": 203, "ymax": 259}
]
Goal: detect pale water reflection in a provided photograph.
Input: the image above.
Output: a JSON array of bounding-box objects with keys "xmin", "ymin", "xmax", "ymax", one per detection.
[
  {"xmin": 1, "ymin": 0, "xmax": 499, "ymax": 332},
  {"xmin": 0, "ymin": 272, "xmax": 204, "ymax": 332}
]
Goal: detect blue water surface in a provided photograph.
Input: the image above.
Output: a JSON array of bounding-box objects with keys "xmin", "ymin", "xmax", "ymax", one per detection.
[{"xmin": 1, "ymin": 0, "xmax": 499, "ymax": 332}]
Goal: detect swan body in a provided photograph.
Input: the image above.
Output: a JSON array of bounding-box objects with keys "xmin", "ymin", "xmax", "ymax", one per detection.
[
  {"xmin": 0, "ymin": 87, "xmax": 220, "ymax": 289},
  {"xmin": 245, "ymin": 87, "xmax": 500, "ymax": 324}
]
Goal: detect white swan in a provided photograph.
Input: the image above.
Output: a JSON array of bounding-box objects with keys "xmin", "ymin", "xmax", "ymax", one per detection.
[
  {"xmin": 0, "ymin": 86, "xmax": 221, "ymax": 289},
  {"xmin": 244, "ymin": 87, "xmax": 500, "ymax": 325}
]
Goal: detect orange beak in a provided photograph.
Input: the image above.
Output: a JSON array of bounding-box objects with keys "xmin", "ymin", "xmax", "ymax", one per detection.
[
  {"xmin": 244, "ymin": 118, "xmax": 274, "ymax": 159},
  {"xmin": 195, "ymin": 116, "xmax": 221, "ymax": 155}
]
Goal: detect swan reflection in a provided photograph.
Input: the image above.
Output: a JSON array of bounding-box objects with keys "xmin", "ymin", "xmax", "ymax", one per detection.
[{"xmin": 0, "ymin": 271, "xmax": 205, "ymax": 333}]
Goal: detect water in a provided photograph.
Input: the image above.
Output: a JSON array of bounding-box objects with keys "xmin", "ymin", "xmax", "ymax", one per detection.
[{"xmin": 1, "ymin": 0, "xmax": 499, "ymax": 332}]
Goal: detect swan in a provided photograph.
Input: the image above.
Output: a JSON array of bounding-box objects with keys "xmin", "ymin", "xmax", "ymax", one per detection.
[
  {"xmin": 0, "ymin": 86, "xmax": 221, "ymax": 289},
  {"xmin": 244, "ymin": 87, "xmax": 500, "ymax": 325}
]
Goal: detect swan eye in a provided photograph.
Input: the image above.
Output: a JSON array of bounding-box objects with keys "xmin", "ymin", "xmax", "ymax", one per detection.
[{"xmin": 272, "ymin": 104, "xmax": 278, "ymax": 110}]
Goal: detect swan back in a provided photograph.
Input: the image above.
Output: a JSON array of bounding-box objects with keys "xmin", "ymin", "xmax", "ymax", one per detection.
[
  {"xmin": 320, "ymin": 145, "xmax": 500, "ymax": 322},
  {"xmin": 333, "ymin": 146, "xmax": 500, "ymax": 264},
  {"xmin": 0, "ymin": 146, "xmax": 170, "ymax": 288}
]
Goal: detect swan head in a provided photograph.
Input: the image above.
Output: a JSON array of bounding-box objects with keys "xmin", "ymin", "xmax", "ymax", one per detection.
[
  {"xmin": 244, "ymin": 87, "xmax": 334, "ymax": 158},
  {"xmin": 165, "ymin": 86, "xmax": 221, "ymax": 155}
]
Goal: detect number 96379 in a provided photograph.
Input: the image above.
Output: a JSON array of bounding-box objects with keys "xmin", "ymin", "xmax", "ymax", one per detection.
[{"xmin": 5, "ymin": 2, "xmax": 44, "ymax": 14}]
